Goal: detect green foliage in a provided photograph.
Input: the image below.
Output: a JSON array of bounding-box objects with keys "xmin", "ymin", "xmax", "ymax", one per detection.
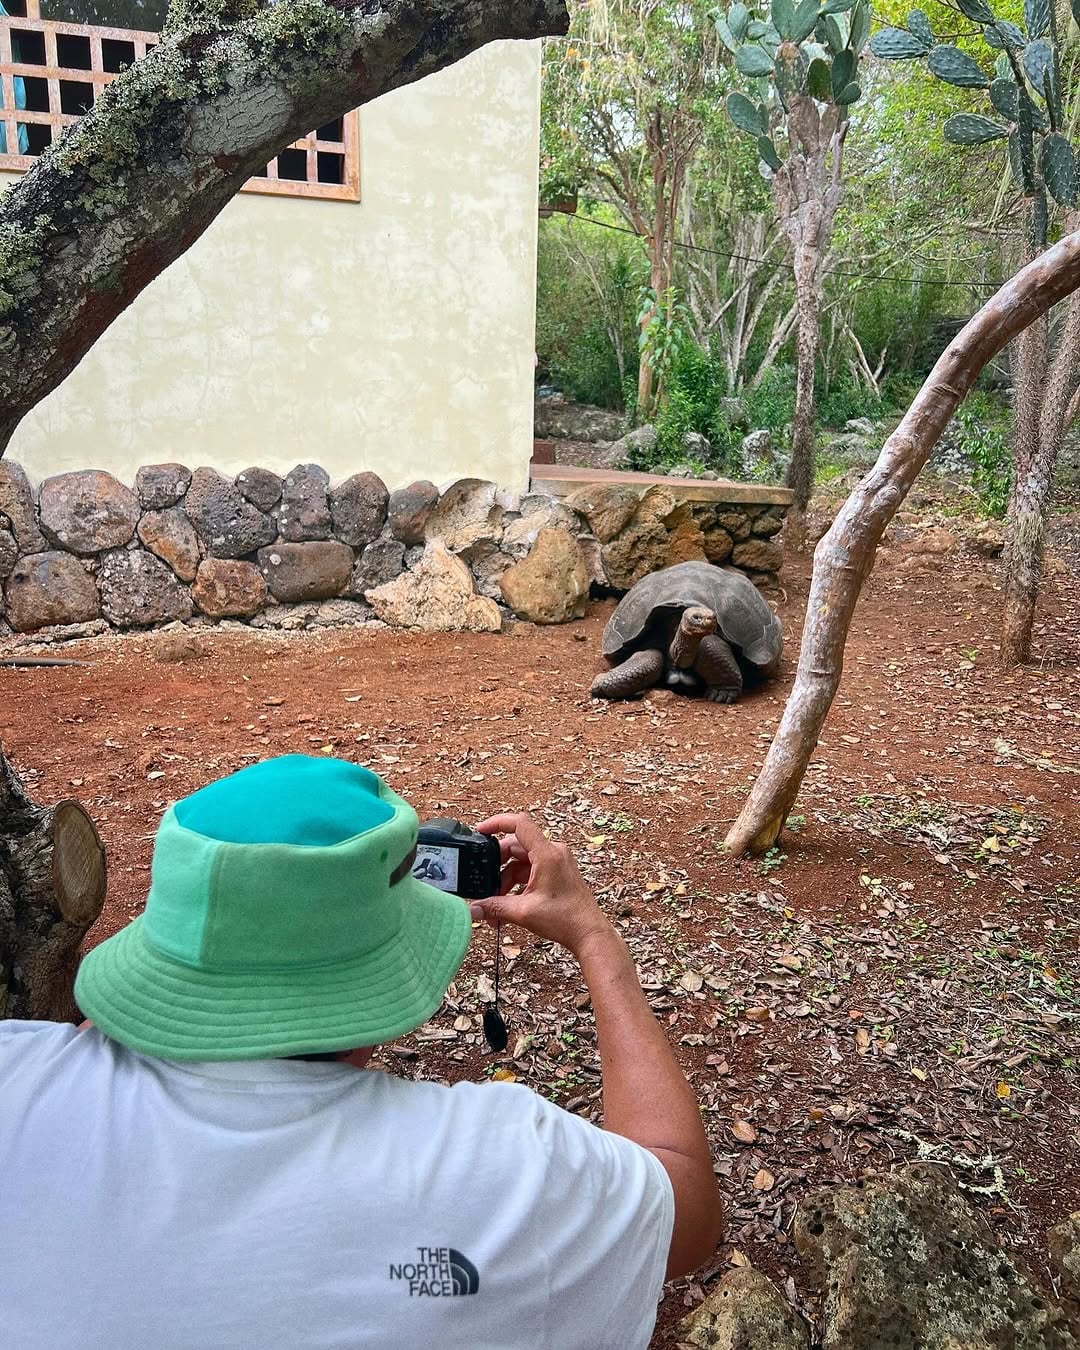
[
  {"xmin": 638, "ymin": 288, "xmax": 692, "ymax": 402},
  {"xmin": 955, "ymin": 400, "xmax": 1012, "ymax": 518},
  {"xmin": 743, "ymin": 366, "xmax": 797, "ymax": 431},
  {"xmin": 535, "ymin": 217, "xmax": 641, "ymax": 410}
]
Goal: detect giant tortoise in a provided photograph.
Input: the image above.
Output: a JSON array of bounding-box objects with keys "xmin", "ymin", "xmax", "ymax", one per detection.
[{"xmin": 591, "ymin": 561, "xmax": 782, "ymax": 704}]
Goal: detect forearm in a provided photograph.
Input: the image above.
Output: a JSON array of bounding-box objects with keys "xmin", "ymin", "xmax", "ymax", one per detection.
[{"xmin": 577, "ymin": 925, "xmax": 709, "ymax": 1160}]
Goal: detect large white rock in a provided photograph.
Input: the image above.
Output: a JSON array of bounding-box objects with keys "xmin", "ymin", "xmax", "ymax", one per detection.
[
  {"xmin": 424, "ymin": 479, "xmax": 506, "ymax": 553},
  {"xmin": 366, "ymin": 541, "xmax": 501, "ymax": 632}
]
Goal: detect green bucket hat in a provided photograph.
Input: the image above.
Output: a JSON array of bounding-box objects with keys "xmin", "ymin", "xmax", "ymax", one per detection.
[{"xmin": 74, "ymin": 755, "xmax": 473, "ymax": 1061}]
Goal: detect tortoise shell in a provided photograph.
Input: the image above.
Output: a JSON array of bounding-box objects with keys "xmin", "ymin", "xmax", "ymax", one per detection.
[{"xmin": 601, "ymin": 562, "xmax": 782, "ymax": 670}]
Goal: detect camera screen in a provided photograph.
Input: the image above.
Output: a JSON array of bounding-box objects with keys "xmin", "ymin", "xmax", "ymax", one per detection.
[{"xmin": 411, "ymin": 845, "xmax": 459, "ymax": 894}]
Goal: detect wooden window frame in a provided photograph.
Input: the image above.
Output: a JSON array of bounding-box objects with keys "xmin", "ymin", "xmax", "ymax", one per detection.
[{"xmin": 0, "ymin": 0, "xmax": 360, "ymax": 201}]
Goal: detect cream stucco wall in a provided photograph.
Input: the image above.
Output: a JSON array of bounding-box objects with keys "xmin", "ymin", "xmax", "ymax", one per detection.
[{"xmin": 2, "ymin": 40, "xmax": 540, "ymax": 492}]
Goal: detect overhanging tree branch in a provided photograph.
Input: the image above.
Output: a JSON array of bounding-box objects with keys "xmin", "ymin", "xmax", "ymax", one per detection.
[
  {"xmin": 725, "ymin": 226, "xmax": 1080, "ymax": 856},
  {"xmin": 0, "ymin": 0, "xmax": 568, "ymax": 452}
]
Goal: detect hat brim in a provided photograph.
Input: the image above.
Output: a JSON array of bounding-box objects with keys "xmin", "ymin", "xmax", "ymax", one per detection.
[{"xmin": 74, "ymin": 877, "xmax": 473, "ymax": 1061}]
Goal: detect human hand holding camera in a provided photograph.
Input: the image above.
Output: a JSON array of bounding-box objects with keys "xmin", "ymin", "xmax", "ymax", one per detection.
[{"xmin": 469, "ymin": 813, "xmax": 615, "ymax": 959}]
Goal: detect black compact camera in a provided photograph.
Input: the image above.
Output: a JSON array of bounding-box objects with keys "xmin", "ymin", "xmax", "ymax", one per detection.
[{"xmin": 414, "ymin": 819, "xmax": 502, "ymax": 900}]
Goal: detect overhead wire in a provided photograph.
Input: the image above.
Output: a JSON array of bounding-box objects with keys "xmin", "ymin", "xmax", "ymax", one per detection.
[{"xmin": 556, "ymin": 210, "xmax": 1002, "ymax": 291}]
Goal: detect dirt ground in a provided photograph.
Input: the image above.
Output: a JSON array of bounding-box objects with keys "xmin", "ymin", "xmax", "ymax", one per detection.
[{"xmin": 2, "ymin": 515, "xmax": 1078, "ymax": 1343}]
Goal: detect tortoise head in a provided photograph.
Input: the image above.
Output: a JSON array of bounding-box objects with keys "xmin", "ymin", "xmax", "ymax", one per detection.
[{"xmin": 680, "ymin": 605, "xmax": 717, "ymax": 637}]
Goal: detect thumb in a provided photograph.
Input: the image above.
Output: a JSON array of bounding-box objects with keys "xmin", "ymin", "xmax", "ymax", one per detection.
[{"xmin": 468, "ymin": 894, "xmax": 531, "ymax": 929}]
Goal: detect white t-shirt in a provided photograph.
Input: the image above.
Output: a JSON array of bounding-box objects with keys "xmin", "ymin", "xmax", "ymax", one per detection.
[{"xmin": 0, "ymin": 1021, "xmax": 673, "ymax": 1349}]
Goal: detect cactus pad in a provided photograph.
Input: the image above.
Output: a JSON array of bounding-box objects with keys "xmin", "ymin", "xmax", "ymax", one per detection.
[
  {"xmin": 727, "ymin": 91, "xmax": 766, "ymax": 136},
  {"xmin": 943, "ymin": 113, "xmax": 1009, "ymax": 144},
  {"xmin": 1041, "ymin": 133, "xmax": 1077, "ymax": 207},
  {"xmin": 870, "ymin": 27, "xmax": 930, "ymax": 59},
  {"xmin": 989, "ymin": 76, "xmax": 1019, "ymax": 120},
  {"xmin": 927, "ymin": 44, "xmax": 989, "ymax": 87},
  {"xmin": 735, "ymin": 43, "xmax": 775, "ymax": 76}
]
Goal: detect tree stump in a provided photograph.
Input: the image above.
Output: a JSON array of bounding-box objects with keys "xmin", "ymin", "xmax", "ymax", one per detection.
[{"xmin": 0, "ymin": 745, "xmax": 106, "ymax": 1022}]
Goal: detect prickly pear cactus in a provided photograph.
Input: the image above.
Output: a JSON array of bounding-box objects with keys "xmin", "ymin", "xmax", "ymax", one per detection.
[
  {"xmin": 868, "ymin": 0, "xmax": 1078, "ymax": 243},
  {"xmin": 717, "ymin": 0, "xmax": 869, "ymax": 170}
]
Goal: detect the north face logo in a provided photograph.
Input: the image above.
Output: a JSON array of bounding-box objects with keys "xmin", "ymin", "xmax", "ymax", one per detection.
[{"xmin": 389, "ymin": 1247, "xmax": 479, "ymax": 1297}]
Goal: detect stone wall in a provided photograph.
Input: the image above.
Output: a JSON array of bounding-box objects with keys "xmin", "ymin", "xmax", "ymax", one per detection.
[{"xmin": 0, "ymin": 462, "xmax": 789, "ymax": 638}]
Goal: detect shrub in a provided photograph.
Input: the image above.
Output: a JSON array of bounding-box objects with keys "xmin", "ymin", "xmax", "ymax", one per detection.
[
  {"xmin": 743, "ymin": 366, "xmax": 796, "ymax": 433},
  {"xmin": 955, "ymin": 400, "xmax": 1012, "ymax": 520},
  {"xmin": 535, "ymin": 217, "xmax": 641, "ymax": 410}
]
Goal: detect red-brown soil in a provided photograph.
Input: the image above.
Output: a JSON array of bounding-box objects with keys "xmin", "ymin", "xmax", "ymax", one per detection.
[{"xmin": 2, "ymin": 526, "xmax": 1077, "ymax": 1342}]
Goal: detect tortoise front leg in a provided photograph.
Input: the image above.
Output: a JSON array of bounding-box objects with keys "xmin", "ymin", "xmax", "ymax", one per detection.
[
  {"xmin": 591, "ymin": 648, "xmax": 665, "ymax": 700},
  {"xmin": 694, "ymin": 635, "xmax": 743, "ymax": 704}
]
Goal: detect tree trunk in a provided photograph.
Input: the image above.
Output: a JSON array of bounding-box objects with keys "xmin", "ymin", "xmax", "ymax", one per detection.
[
  {"xmin": 785, "ymin": 241, "xmax": 821, "ymax": 545},
  {"xmin": 724, "ymin": 227, "xmax": 1080, "ymax": 855},
  {"xmin": 0, "ymin": 744, "xmax": 106, "ymax": 1021},
  {"xmin": 0, "ymin": 0, "xmax": 569, "ymax": 453},
  {"xmin": 1000, "ymin": 278, "xmax": 1080, "ymax": 665}
]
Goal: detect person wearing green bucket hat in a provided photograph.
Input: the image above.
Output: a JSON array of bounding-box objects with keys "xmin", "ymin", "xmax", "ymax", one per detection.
[{"xmin": 1, "ymin": 754, "xmax": 722, "ymax": 1349}]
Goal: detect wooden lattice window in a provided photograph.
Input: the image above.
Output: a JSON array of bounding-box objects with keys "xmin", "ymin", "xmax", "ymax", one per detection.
[{"xmin": 0, "ymin": 0, "xmax": 360, "ymax": 201}]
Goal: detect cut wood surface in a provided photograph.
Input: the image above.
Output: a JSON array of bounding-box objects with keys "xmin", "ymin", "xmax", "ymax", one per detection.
[{"xmin": 0, "ymin": 747, "xmax": 106, "ymax": 1021}]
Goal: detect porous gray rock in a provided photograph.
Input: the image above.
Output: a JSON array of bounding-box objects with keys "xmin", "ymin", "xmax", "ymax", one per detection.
[
  {"xmin": 20, "ymin": 617, "xmax": 109, "ymax": 644},
  {"xmin": 0, "ymin": 523, "xmax": 16, "ymax": 579},
  {"xmin": 98, "ymin": 549, "xmax": 193, "ymax": 628},
  {"xmin": 970, "ymin": 520, "xmax": 1005, "ymax": 557},
  {"xmin": 329, "ymin": 472, "xmax": 389, "ymax": 548},
  {"xmin": 186, "ymin": 468, "xmax": 276, "ymax": 558},
  {"xmin": 137, "ymin": 508, "xmax": 201, "ymax": 582},
  {"xmin": 349, "ymin": 538, "xmax": 406, "ymax": 595},
  {"xmin": 311, "ymin": 599, "xmax": 373, "ymax": 627},
  {"xmin": 533, "ymin": 396, "xmax": 625, "ymax": 443},
  {"xmin": 463, "ymin": 541, "xmax": 514, "ymax": 600},
  {"xmin": 366, "ymin": 541, "xmax": 501, "ymax": 632},
  {"xmin": 717, "ymin": 510, "xmax": 753, "ymax": 542},
  {"xmin": 498, "ymin": 528, "xmax": 589, "ymax": 625},
  {"xmin": 718, "ymin": 396, "xmax": 749, "ymax": 432},
  {"xmin": 1049, "ymin": 1214, "xmax": 1080, "ymax": 1301},
  {"xmin": 249, "ymin": 603, "xmax": 318, "ymax": 631},
  {"xmin": 603, "ymin": 423, "xmax": 657, "ymax": 467},
  {"xmin": 600, "ymin": 486, "xmax": 679, "ymax": 591},
  {"xmin": 3, "ymin": 552, "xmax": 101, "ymax": 633},
  {"xmin": 703, "ymin": 524, "xmax": 734, "ymax": 564},
  {"xmin": 565, "ymin": 484, "xmax": 641, "ymax": 544},
  {"xmin": 192, "ymin": 559, "xmax": 267, "ymax": 619},
  {"xmin": 277, "ymin": 463, "xmax": 331, "ymax": 542},
  {"xmin": 732, "ymin": 537, "xmax": 784, "ymax": 573},
  {"xmin": 675, "ymin": 1267, "xmax": 809, "ymax": 1350},
  {"xmin": 235, "ymin": 467, "xmax": 284, "ymax": 512},
  {"xmin": 741, "ymin": 429, "xmax": 779, "ymax": 478},
  {"xmin": 752, "ymin": 507, "xmax": 786, "ymax": 538},
  {"xmin": 257, "ymin": 541, "xmax": 353, "ymax": 603},
  {"xmin": 424, "ymin": 479, "xmax": 506, "ymax": 553},
  {"xmin": 387, "ymin": 480, "xmax": 440, "ymax": 545},
  {"xmin": 501, "ymin": 495, "xmax": 582, "ymax": 559},
  {"xmin": 795, "ymin": 1164, "xmax": 1080, "ymax": 1350},
  {"xmin": 845, "ymin": 416, "xmax": 876, "ymax": 436},
  {"xmin": 0, "ymin": 461, "xmax": 45, "ymax": 555},
  {"xmin": 39, "ymin": 470, "xmax": 140, "ymax": 555},
  {"xmin": 150, "ymin": 623, "xmax": 209, "ymax": 663},
  {"xmin": 135, "ymin": 463, "xmax": 191, "ymax": 510},
  {"xmin": 745, "ymin": 568, "xmax": 781, "ymax": 594},
  {"xmin": 682, "ymin": 430, "xmax": 712, "ymax": 460}
]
